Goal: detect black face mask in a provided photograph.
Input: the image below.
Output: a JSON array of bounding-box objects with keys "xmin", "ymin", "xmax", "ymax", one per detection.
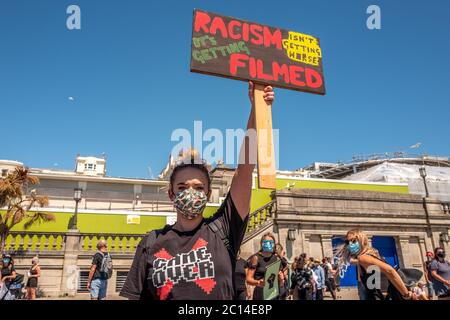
[{"xmin": 437, "ymin": 252, "xmax": 446, "ymax": 259}]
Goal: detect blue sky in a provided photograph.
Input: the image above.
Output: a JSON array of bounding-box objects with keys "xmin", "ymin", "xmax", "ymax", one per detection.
[{"xmin": 1, "ymin": 0, "xmax": 449, "ymax": 178}]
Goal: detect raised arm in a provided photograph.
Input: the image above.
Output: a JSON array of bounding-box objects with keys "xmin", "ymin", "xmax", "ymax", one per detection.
[{"xmin": 230, "ymin": 81, "xmax": 274, "ymax": 220}]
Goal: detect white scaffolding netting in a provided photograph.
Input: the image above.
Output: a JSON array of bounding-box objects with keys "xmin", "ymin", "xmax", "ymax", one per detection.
[{"xmin": 343, "ymin": 162, "xmax": 450, "ymax": 201}]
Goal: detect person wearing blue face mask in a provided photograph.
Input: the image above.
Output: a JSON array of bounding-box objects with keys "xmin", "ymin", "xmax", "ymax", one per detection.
[
  {"xmin": 0, "ymin": 254, "xmax": 17, "ymax": 300},
  {"xmin": 337, "ymin": 229, "xmax": 415, "ymax": 300},
  {"xmin": 246, "ymin": 233, "xmax": 287, "ymax": 300}
]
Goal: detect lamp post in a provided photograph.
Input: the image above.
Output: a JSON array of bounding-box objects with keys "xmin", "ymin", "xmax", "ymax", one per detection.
[
  {"xmin": 419, "ymin": 166, "xmax": 430, "ymax": 198},
  {"xmin": 70, "ymin": 188, "xmax": 83, "ymax": 230}
]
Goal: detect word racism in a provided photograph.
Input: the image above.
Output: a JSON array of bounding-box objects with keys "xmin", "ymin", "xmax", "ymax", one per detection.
[{"xmin": 190, "ymin": 10, "xmax": 325, "ymax": 95}]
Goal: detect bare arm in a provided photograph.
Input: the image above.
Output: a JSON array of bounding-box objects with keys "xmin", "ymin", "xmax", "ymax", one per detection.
[
  {"xmin": 358, "ymin": 255, "xmax": 410, "ymax": 297},
  {"xmin": 87, "ymin": 264, "xmax": 96, "ymax": 289},
  {"xmin": 230, "ymin": 82, "xmax": 274, "ymax": 220},
  {"xmin": 1, "ymin": 269, "xmax": 16, "ymax": 282},
  {"xmin": 246, "ymin": 268, "xmax": 264, "ymax": 287}
]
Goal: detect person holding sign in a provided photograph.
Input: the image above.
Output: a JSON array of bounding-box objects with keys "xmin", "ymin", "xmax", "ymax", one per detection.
[
  {"xmin": 246, "ymin": 233, "xmax": 287, "ymax": 300},
  {"xmin": 120, "ymin": 82, "xmax": 274, "ymax": 300}
]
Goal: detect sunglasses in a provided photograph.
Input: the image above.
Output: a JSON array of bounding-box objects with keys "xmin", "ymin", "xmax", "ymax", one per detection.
[{"xmin": 344, "ymin": 239, "xmax": 358, "ymax": 245}]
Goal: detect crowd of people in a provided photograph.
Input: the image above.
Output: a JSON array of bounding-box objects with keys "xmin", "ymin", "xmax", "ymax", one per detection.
[
  {"xmin": 233, "ymin": 232, "xmax": 340, "ymax": 301},
  {"xmin": 232, "ymin": 229, "xmax": 450, "ymax": 301}
]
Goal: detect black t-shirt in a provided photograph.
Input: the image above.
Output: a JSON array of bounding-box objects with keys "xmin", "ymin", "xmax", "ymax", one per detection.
[
  {"xmin": 249, "ymin": 253, "xmax": 285, "ymax": 281},
  {"xmin": 249, "ymin": 253, "xmax": 286, "ymax": 300},
  {"xmin": 235, "ymin": 258, "xmax": 248, "ymax": 292},
  {"xmin": 92, "ymin": 252, "xmax": 108, "ymax": 280},
  {"xmin": 1, "ymin": 265, "xmax": 15, "ymax": 278},
  {"xmin": 120, "ymin": 194, "xmax": 248, "ymax": 300}
]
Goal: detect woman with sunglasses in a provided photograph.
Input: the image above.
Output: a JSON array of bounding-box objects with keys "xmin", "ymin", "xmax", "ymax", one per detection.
[
  {"xmin": 120, "ymin": 82, "xmax": 275, "ymax": 300},
  {"xmin": 338, "ymin": 229, "xmax": 414, "ymax": 300},
  {"xmin": 429, "ymin": 247, "xmax": 450, "ymax": 300},
  {"xmin": 246, "ymin": 232, "xmax": 287, "ymax": 300}
]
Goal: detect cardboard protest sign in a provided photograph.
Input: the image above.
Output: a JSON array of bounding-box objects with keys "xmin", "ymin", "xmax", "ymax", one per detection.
[
  {"xmin": 190, "ymin": 9, "xmax": 325, "ymax": 95},
  {"xmin": 263, "ymin": 259, "xmax": 281, "ymax": 300}
]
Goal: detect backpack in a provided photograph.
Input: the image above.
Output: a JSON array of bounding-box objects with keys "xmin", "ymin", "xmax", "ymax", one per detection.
[{"xmin": 100, "ymin": 252, "xmax": 113, "ymax": 279}]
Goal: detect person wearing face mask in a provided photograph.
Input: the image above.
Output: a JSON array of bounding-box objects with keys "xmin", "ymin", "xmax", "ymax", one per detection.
[
  {"xmin": 337, "ymin": 229, "xmax": 414, "ymax": 300},
  {"xmin": 120, "ymin": 82, "xmax": 275, "ymax": 300},
  {"xmin": 0, "ymin": 254, "xmax": 16, "ymax": 300},
  {"xmin": 429, "ymin": 247, "xmax": 450, "ymax": 300},
  {"xmin": 246, "ymin": 233, "xmax": 287, "ymax": 300}
]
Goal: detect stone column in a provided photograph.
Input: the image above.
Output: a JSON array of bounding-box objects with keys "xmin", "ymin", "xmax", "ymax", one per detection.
[
  {"xmin": 320, "ymin": 234, "xmax": 333, "ymax": 258},
  {"xmin": 107, "ymin": 270, "xmax": 117, "ymax": 296},
  {"xmin": 302, "ymin": 233, "xmax": 311, "ymax": 255},
  {"xmin": 59, "ymin": 230, "xmax": 81, "ymax": 296},
  {"xmin": 398, "ymin": 236, "xmax": 412, "ymax": 268},
  {"xmin": 418, "ymin": 237, "xmax": 427, "ymax": 263}
]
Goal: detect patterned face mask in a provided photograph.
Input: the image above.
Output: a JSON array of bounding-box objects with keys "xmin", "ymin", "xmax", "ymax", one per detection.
[{"xmin": 173, "ymin": 187, "xmax": 208, "ymax": 220}]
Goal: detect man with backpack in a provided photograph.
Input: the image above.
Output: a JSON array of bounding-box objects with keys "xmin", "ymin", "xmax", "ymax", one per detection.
[{"xmin": 87, "ymin": 240, "xmax": 113, "ymax": 300}]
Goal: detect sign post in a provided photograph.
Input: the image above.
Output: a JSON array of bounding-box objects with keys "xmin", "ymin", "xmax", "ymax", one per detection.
[
  {"xmin": 253, "ymin": 84, "xmax": 276, "ymax": 189},
  {"xmin": 190, "ymin": 9, "xmax": 325, "ymax": 189}
]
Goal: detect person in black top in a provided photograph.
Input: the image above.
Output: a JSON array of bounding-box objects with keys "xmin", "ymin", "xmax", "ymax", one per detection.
[
  {"xmin": 87, "ymin": 240, "xmax": 110, "ymax": 300},
  {"xmin": 120, "ymin": 82, "xmax": 275, "ymax": 300},
  {"xmin": 0, "ymin": 254, "xmax": 16, "ymax": 300},
  {"xmin": 234, "ymin": 250, "xmax": 249, "ymax": 300},
  {"xmin": 26, "ymin": 256, "xmax": 40, "ymax": 300},
  {"xmin": 0, "ymin": 254, "xmax": 16, "ymax": 286},
  {"xmin": 246, "ymin": 233, "xmax": 287, "ymax": 300},
  {"xmin": 291, "ymin": 255, "xmax": 314, "ymax": 300}
]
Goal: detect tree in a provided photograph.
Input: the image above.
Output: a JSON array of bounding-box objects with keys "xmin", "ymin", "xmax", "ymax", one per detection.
[{"xmin": 0, "ymin": 167, "xmax": 55, "ymax": 253}]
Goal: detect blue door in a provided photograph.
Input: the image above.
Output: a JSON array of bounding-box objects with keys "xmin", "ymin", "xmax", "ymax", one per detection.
[
  {"xmin": 332, "ymin": 237, "xmax": 358, "ymax": 287},
  {"xmin": 372, "ymin": 236, "xmax": 399, "ymax": 268}
]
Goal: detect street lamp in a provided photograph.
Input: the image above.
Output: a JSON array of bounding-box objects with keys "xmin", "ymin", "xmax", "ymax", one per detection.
[
  {"xmin": 419, "ymin": 166, "xmax": 430, "ymax": 197},
  {"xmin": 70, "ymin": 188, "xmax": 83, "ymax": 230}
]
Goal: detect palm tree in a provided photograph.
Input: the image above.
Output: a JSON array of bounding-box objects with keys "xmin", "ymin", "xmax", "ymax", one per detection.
[{"xmin": 0, "ymin": 167, "xmax": 55, "ymax": 253}]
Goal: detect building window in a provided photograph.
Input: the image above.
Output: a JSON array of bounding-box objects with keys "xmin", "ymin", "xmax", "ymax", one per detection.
[
  {"xmin": 115, "ymin": 271, "xmax": 128, "ymax": 292},
  {"xmin": 1, "ymin": 169, "xmax": 7, "ymax": 177},
  {"xmin": 77, "ymin": 271, "xmax": 90, "ymax": 293},
  {"xmin": 84, "ymin": 163, "xmax": 96, "ymax": 170}
]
